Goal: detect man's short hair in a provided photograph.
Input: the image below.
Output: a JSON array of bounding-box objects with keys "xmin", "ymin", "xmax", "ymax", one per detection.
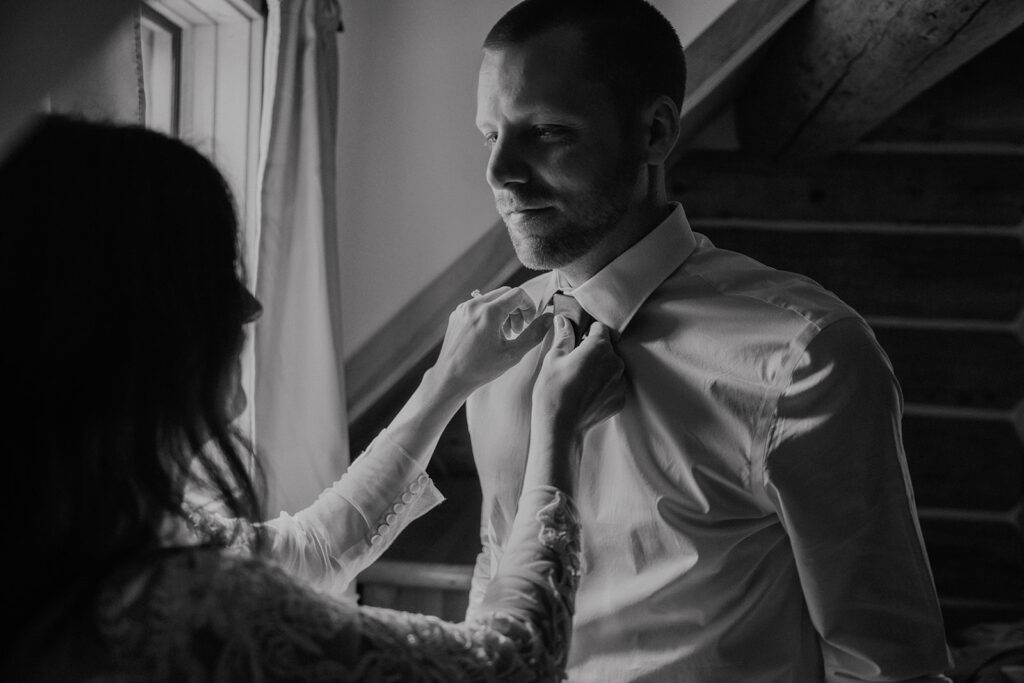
[{"xmin": 483, "ymin": 0, "xmax": 686, "ymax": 123}]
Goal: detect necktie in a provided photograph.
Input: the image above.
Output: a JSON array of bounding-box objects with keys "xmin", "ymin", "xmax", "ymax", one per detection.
[{"xmin": 552, "ymin": 290, "xmax": 593, "ymax": 347}]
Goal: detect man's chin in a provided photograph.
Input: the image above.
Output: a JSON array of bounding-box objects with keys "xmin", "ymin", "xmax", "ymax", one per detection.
[
  {"xmin": 514, "ymin": 252, "xmax": 557, "ymax": 272},
  {"xmin": 509, "ymin": 235, "xmax": 573, "ymax": 271}
]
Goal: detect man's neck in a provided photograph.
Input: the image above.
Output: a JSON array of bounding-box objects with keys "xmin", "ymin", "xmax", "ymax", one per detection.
[{"xmin": 559, "ymin": 200, "xmax": 673, "ymax": 287}]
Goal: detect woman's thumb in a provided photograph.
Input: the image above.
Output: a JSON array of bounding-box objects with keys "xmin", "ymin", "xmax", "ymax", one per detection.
[{"xmin": 549, "ymin": 314, "xmax": 576, "ymax": 356}]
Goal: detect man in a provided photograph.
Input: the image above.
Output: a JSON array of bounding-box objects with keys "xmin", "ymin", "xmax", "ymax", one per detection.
[{"xmin": 465, "ymin": 1, "xmax": 953, "ymax": 681}]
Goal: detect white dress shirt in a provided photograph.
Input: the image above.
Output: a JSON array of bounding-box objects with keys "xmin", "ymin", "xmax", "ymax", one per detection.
[{"xmin": 467, "ymin": 204, "xmax": 953, "ymax": 682}]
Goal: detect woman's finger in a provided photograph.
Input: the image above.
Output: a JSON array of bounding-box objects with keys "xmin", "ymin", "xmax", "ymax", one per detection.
[
  {"xmin": 579, "ymin": 321, "xmax": 612, "ymax": 348},
  {"xmin": 467, "ymin": 286, "xmax": 511, "ymax": 304},
  {"xmin": 488, "ymin": 286, "xmax": 537, "ymax": 317},
  {"xmin": 545, "ymin": 314, "xmax": 575, "ymax": 357},
  {"xmin": 485, "ymin": 287, "xmax": 538, "ymax": 338},
  {"xmin": 502, "ymin": 309, "xmax": 525, "ymax": 338},
  {"xmin": 509, "ymin": 311, "xmax": 553, "ymax": 354}
]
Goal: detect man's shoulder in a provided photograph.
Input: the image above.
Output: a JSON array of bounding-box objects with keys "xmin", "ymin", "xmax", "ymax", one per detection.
[{"xmin": 669, "ymin": 237, "xmax": 861, "ymax": 335}]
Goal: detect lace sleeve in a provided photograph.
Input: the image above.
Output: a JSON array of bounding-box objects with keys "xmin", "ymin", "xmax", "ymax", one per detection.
[
  {"xmin": 99, "ymin": 486, "xmax": 580, "ymax": 682},
  {"xmin": 359, "ymin": 486, "xmax": 581, "ymax": 680}
]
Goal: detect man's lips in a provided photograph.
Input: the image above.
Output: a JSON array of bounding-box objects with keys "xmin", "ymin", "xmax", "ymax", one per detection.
[{"xmin": 501, "ymin": 206, "xmax": 552, "ymax": 217}]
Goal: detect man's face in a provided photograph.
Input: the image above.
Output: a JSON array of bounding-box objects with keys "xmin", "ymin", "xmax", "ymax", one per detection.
[{"xmin": 476, "ymin": 26, "xmax": 644, "ymax": 271}]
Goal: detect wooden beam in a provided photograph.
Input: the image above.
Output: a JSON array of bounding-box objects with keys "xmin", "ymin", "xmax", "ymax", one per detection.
[
  {"xmin": 861, "ymin": 26, "xmax": 1024, "ymax": 148},
  {"xmin": 358, "ymin": 560, "xmax": 473, "ymax": 591},
  {"xmin": 920, "ymin": 516, "xmax": 1024, "ymax": 603},
  {"xmin": 669, "ymin": 0, "xmax": 811, "ymax": 162},
  {"xmin": 903, "ymin": 416, "xmax": 1023, "ymax": 511},
  {"xmin": 736, "ymin": 0, "xmax": 1024, "ymax": 160},
  {"xmin": 695, "ymin": 224, "xmax": 1024, "ymax": 322},
  {"xmin": 874, "ymin": 327, "xmax": 1024, "ymax": 410},
  {"xmin": 669, "ymin": 149, "xmax": 1024, "ymax": 225}
]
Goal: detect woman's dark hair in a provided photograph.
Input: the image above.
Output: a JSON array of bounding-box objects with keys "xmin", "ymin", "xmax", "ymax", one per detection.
[
  {"xmin": 483, "ymin": 0, "xmax": 687, "ymax": 126},
  {"xmin": 0, "ymin": 115, "xmax": 264, "ymax": 640}
]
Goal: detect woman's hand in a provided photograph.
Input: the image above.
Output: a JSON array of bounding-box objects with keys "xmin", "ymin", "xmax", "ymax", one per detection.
[
  {"xmin": 532, "ymin": 316, "xmax": 626, "ymax": 437},
  {"xmin": 432, "ymin": 286, "xmax": 552, "ymax": 400},
  {"xmin": 523, "ymin": 316, "xmax": 626, "ymax": 493},
  {"xmin": 384, "ymin": 288, "xmax": 549, "ymax": 471}
]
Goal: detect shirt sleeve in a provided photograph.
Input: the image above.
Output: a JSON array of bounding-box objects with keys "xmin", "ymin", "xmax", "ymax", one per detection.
[
  {"xmin": 467, "ymin": 516, "xmax": 503, "ymax": 620},
  {"xmin": 762, "ymin": 317, "xmax": 953, "ymax": 682},
  {"xmin": 259, "ymin": 428, "xmax": 444, "ymax": 595}
]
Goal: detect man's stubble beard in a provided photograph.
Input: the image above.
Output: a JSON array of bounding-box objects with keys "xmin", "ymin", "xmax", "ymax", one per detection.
[{"xmin": 504, "ymin": 151, "xmax": 643, "ymax": 272}]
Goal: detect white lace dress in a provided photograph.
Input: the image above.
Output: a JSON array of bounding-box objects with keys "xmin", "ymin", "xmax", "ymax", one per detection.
[{"xmin": 35, "ymin": 431, "xmax": 581, "ymax": 682}]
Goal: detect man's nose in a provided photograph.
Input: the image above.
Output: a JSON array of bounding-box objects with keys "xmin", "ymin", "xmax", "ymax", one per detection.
[{"xmin": 486, "ymin": 136, "xmax": 529, "ymax": 189}]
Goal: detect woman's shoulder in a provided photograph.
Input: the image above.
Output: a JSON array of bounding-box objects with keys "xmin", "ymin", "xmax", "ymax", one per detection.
[
  {"xmin": 89, "ymin": 547, "xmax": 363, "ymax": 680},
  {"xmin": 106, "ymin": 545, "xmax": 356, "ymax": 627},
  {"xmin": 8, "ymin": 547, "xmax": 349, "ymax": 682}
]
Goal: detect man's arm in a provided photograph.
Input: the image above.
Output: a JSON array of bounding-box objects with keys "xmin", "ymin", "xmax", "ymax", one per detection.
[{"xmin": 763, "ymin": 317, "xmax": 953, "ymax": 682}]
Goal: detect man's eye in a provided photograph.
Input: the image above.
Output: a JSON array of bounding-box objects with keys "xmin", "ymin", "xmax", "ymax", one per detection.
[
  {"xmin": 533, "ymin": 126, "xmax": 562, "ymax": 139},
  {"xmin": 482, "ymin": 133, "xmax": 498, "ymax": 148}
]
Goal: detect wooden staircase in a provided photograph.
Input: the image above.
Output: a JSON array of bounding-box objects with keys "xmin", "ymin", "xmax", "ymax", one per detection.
[
  {"xmin": 669, "ymin": 31, "xmax": 1024, "ymax": 635},
  {"xmin": 671, "ymin": 151, "xmax": 1024, "ymax": 634}
]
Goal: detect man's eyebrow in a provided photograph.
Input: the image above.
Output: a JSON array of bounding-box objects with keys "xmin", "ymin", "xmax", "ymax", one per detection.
[{"xmin": 477, "ymin": 108, "xmax": 586, "ymax": 126}]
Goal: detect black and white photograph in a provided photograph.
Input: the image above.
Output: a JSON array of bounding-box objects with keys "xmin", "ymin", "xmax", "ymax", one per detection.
[{"xmin": 2, "ymin": 1, "xmax": 1022, "ymax": 680}]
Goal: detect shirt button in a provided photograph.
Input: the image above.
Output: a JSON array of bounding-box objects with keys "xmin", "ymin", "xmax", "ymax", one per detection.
[
  {"xmin": 401, "ymin": 492, "xmax": 414, "ymax": 503},
  {"xmin": 377, "ymin": 524, "xmax": 388, "ymax": 535},
  {"xmin": 385, "ymin": 513, "xmax": 397, "ymax": 525},
  {"xmin": 369, "ymin": 534, "xmax": 382, "ymax": 545},
  {"xmin": 394, "ymin": 503, "xmax": 406, "ymax": 513},
  {"xmin": 417, "ymin": 473, "xmax": 429, "ymax": 485}
]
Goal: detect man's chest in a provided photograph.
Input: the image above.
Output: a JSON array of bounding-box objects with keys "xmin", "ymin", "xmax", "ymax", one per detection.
[{"xmin": 467, "ymin": 340, "xmax": 770, "ymax": 525}]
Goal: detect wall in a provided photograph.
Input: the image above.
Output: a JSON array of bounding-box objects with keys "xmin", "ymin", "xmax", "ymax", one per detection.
[
  {"xmin": 335, "ymin": 0, "xmax": 736, "ymax": 359},
  {"xmin": 0, "ymin": 0, "xmax": 138, "ymax": 156}
]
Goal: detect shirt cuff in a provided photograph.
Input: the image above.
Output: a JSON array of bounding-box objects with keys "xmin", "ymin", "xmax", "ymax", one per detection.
[
  {"xmin": 333, "ymin": 429, "xmax": 444, "ymax": 535},
  {"xmin": 266, "ymin": 428, "xmax": 444, "ymax": 594}
]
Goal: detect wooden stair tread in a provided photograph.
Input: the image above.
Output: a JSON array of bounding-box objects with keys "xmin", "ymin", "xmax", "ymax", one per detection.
[
  {"xmin": 875, "ymin": 327, "xmax": 1024, "ymax": 410},
  {"xmin": 904, "ymin": 415, "xmax": 1024, "ymax": 511},
  {"xmin": 696, "ymin": 224, "xmax": 1024, "ymax": 321},
  {"xmin": 670, "ymin": 151, "xmax": 1024, "ymax": 225}
]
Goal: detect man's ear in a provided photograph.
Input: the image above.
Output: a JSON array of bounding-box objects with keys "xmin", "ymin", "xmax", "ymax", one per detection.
[{"xmin": 641, "ymin": 95, "xmax": 680, "ymax": 166}]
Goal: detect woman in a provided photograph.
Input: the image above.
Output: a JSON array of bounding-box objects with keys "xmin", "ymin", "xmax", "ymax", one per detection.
[{"xmin": 0, "ymin": 116, "xmax": 625, "ymax": 680}]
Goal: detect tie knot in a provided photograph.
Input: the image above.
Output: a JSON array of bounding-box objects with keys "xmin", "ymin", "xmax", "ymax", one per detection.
[{"xmin": 552, "ymin": 290, "xmax": 593, "ymax": 347}]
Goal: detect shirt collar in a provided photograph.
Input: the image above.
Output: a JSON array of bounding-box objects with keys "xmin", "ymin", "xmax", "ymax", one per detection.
[{"xmin": 540, "ymin": 203, "xmax": 696, "ymax": 333}]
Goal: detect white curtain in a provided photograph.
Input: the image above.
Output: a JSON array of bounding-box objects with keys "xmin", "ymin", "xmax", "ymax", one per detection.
[{"xmin": 254, "ymin": 0, "xmax": 348, "ymax": 516}]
